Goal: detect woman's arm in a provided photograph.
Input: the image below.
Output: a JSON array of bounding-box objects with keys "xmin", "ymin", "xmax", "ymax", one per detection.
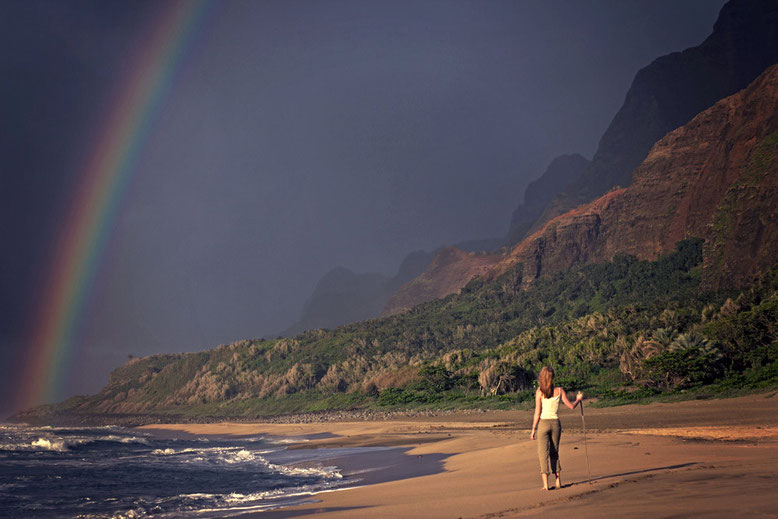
[
  {"xmin": 530, "ymin": 390, "xmax": 542, "ymax": 439},
  {"xmin": 560, "ymin": 388, "xmax": 583, "ymax": 410}
]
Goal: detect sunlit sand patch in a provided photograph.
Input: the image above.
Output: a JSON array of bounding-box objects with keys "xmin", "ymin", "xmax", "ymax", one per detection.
[{"xmin": 622, "ymin": 426, "xmax": 778, "ymax": 441}]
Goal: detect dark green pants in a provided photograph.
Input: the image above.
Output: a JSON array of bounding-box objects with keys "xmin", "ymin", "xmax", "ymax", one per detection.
[{"xmin": 537, "ymin": 418, "xmax": 562, "ymax": 475}]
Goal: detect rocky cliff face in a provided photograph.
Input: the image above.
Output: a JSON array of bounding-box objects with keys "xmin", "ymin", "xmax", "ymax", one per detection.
[
  {"xmin": 492, "ymin": 64, "xmax": 778, "ymax": 290},
  {"xmin": 506, "ymin": 154, "xmax": 589, "ymax": 245},
  {"xmin": 520, "ymin": 0, "xmax": 778, "ymax": 239},
  {"xmin": 382, "ymin": 247, "xmax": 503, "ymax": 316},
  {"xmin": 289, "ymin": 0, "xmax": 778, "ymax": 325}
]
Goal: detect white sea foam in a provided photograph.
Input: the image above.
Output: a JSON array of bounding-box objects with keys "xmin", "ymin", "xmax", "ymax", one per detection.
[
  {"xmin": 30, "ymin": 437, "xmax": 68, "ymax": 451},
  {"xmin": 151, "ymin": 446, "xmax": 211, "ymax": 457},
  {"xmin": 110, "ymin": 508, "xmax": 148, "ymax": 519},
  {"xmin": 146, "ymin": 444, "xmax": 343, "ymax": 480},
  {"xmin": 1, "ymin": 425, "xmax": 352, "ymax": 519},
  {"xmin": 269, "ymin": 437, "xmax": 309, "ymax": 444},
  {"xmin": 193, "ymin": 483, "xmax": 342, "ymax": 507},
  {"xmin": 98, "ymin": 435, "xmax": 152, "ymax": 445},
  {"xmin": 178, "ymin": 492, "xmax": 216, "ymax": 500},
  {"xmin": 0, "ymin": 428, "xmax": 151, "ymax": 454},
  {"xmin": 152, "ymin": 448, "xmax": 177, "ymax": 455},
  {"xmin": 223, "ymin": 449, "xmax": 257, "ymax": 464},
  {"xmin": 105, "ymin": 486, "xmax": 330, "ymax": 519},
  {"xmin": 151, "ymin": 446, "xmax": 260, "ymax": 464},
  {"xmin": 267, "ymin": 461, "xmax": 343, "ymax": 479}
]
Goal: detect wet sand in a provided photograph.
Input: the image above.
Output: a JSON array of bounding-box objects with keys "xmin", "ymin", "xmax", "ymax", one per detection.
[{"xmin": 140, "ymin": 392, "xmax": 778, "ymax": 518}]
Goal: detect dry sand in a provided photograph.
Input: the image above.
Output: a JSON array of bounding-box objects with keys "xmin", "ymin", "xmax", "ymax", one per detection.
[{"xmin": 141, "ymin": 392, "xmax": 778, "ymax": 518}]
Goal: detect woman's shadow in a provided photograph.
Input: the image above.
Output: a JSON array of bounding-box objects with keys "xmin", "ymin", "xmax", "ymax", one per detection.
[{"xmin": 565, "ymin": 462, "xmax": 697, "ymax": 487}]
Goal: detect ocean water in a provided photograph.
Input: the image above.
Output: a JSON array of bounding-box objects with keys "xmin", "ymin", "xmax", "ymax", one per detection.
[{"xmin": 0, "ymin": 424, "xmax": 363, "ymax": 518}]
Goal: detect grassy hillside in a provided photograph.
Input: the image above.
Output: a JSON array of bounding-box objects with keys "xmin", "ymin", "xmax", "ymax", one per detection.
[{"xmin": 44, "ymin": 239, "xmax": 777, "ymax": 420}]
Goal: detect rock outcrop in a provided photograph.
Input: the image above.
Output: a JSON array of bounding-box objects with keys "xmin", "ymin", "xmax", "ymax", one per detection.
[
  {"xmin": 491, "ymin": 63, "xmax": 778, "ymax": 291},
  {"xmin": 382, "ymin": 247, "xmax": 503, "ymax": 316},
  {"xmin": 518, "ymin": 0, "xmax": 778, "ymax": 241}
]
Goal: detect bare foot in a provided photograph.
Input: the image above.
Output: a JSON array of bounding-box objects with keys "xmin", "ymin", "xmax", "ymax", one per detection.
[{"xmin": 555, "ymin": 476, "xmax": 562, "ymax": 489}]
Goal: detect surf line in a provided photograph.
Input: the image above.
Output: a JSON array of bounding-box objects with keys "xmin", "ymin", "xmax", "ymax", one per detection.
[{"xmin": 17, "ymin": 0, "xmax": 213, "ymax": 410}]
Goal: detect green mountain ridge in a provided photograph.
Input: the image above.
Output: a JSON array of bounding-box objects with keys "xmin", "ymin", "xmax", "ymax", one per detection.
[{"xmin": 16, "ymin": 239, "xmax": 778, "ymax": 423}]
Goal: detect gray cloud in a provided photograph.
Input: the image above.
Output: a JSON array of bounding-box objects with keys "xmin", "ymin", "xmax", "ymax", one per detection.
[{"xmin": 1, "ymin": 0, "xmax": 725, "ymax": 413}]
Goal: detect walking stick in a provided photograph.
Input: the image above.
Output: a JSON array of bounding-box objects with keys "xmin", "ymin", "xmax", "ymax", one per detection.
[{"xmin": 580, "ymin": 400, "xmax": 593, "ymax": 484}]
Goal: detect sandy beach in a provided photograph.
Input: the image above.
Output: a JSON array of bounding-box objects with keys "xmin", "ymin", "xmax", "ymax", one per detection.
[{"xmin": 141, "ymin": 393, "xmax": 778, "ymax": 518}]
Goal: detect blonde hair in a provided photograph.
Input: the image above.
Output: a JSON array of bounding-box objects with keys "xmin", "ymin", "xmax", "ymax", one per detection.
[{"xmin": 538, "ymin": 366, "xmax": 555, "ymax": 399}]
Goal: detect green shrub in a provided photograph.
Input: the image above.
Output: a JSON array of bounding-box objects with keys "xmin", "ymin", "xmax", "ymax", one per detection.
[
  {"xmin": 415, "ymin": 365, "xmax": 454, "ymax": 392},
  {"xmin": 644, "ymin": 346, "xmax": 724, "ymax": 391}
]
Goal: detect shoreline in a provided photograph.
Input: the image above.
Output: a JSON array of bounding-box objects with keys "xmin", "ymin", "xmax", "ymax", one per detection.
[{"xmin": 139, "ymin": 393, "xmax": 778, "ymax": 518}]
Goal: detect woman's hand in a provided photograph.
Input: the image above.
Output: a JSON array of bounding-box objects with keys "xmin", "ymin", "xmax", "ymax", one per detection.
[{"xmin": 530, "ymin": 429, "xmax": 536, "ymax": 440}]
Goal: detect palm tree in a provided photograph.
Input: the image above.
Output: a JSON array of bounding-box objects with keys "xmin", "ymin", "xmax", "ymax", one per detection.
[
  {"xmin": 651, "ymin": 327, "xmax": 676, "ymax": 349},
  {"xmin": 669, "ymin": 332, "xmax": 708, "ymax": 352}
]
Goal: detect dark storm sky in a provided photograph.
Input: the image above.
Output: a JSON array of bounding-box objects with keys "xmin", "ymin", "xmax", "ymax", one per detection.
[{"xmin": 1, "ymin": 0, "xmax": 725, "ymax": 413}]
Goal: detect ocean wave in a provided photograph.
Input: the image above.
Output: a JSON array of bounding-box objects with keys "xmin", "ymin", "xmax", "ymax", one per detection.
[
  {"xmin": 150, "ymin": 446, "xmax": 267, "ymax": 466},
  {"xmin": 221, "ymin": 487, "xmax": 321, "ymax": 504},
  {"xmin": 268, "ymin": 436, "xmax": 309, "ymax": 444},
  {"xmin": 0, "ymin": 425, "xmax": 152, "ymax": 455},
  {"xmin": 1, "ymin": 426, "xmax": 353, "ymax": 519},
  {"xmin": 101, "ymin": 486, "xmax": 325, "ymax": 519},
  {"xmin": 109, "ymin": 508, "xmax": 149, "ymax": 519},
  {"xmin": 0, "ymin": 483, "xmax": 22, "ymax": 494},
  {"xmin": 267, "ymin": 461, "xmax": 343, "ymax": 479},
  {"xmin": 185, "ymin": 435, "xmax": 275, "ymax": 444},
  {"xmin": 110, "ymin": 483, "xmax": 344, "ymax": 519},
  {"xmin": 151, "ymin": 447, "xmax": 178, "ymax": 456},
  {"xmin": 96, "ymin": 435, "xmax": 152, "ymax": 446},
  {"xmin": 0, "ymin": 437, "xmax": 151, "ymax": 454},
  {"xmin": 147, "ymin": 445, "xmax": 343, "ymax": 479},
  {"xmin": 30, "ymin": 438, "xmax": 69, "ymax": 452},
  {"xmin": 224, "ymin": 448, "xmax": 256, "ymax": 463},
  {"xmin": 178, "ymin": 492, "xmax": 217, "ymax": 499}
]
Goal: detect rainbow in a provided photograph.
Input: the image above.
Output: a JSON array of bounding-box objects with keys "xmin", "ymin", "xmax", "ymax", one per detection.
[{"xmin": 18, "ymin": 0, "xmax": 213, "ymax": 410}]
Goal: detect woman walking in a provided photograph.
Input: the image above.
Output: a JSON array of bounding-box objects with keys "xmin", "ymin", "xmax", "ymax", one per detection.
[{"xmin": 530, "ymin": 366, "xmax": 583, "ymax": 490}]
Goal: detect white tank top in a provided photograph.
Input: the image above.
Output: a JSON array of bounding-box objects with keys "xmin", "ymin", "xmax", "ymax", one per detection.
[{"xmin": 540, "ymin": 393, "xmax": 560, "ymax": 419}]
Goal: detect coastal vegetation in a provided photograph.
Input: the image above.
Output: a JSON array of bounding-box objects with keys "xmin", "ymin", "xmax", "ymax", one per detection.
[{"xmin": 42, "ymin": 238, "xmax": 778, "ymax": 421}]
